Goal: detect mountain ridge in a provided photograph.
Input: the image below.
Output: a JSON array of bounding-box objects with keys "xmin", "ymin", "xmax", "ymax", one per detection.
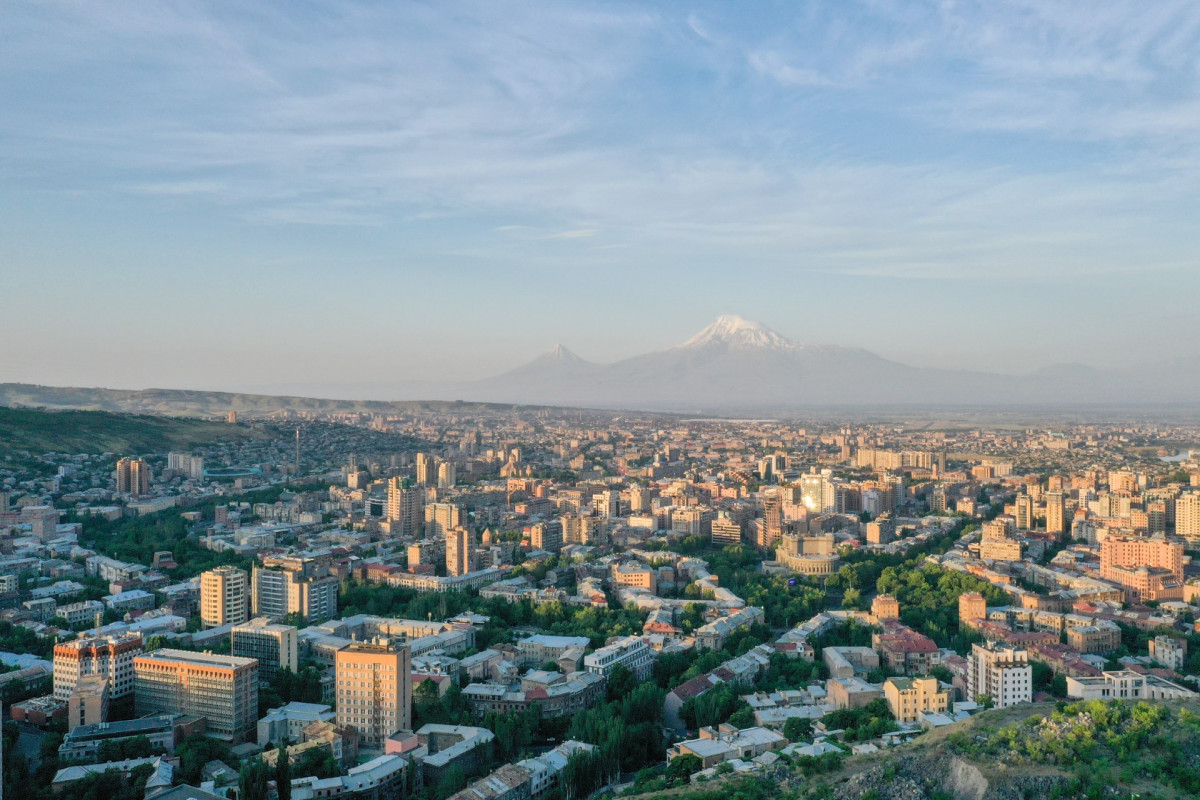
[
  {"xmin": 2, "ymin": 317, "xmax": 1198, "ymax": 413},
  {"xmin": 465, "ymin": 315, "xmax": 1200, "ymax": 409}
]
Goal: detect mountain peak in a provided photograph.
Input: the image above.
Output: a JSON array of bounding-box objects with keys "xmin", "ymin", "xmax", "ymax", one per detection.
[
  {"xmin": 545, "ymin": 344, "xmax": 582, "ymax": 362},
  {"xmin": 679, "ymin": 315, "xmax": 794, "ymax": 350}
]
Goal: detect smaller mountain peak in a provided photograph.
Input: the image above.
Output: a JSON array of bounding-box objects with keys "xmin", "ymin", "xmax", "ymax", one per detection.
[{"xmin": 545, "ymin": 344, "xmax": 581, "ymax": 361}]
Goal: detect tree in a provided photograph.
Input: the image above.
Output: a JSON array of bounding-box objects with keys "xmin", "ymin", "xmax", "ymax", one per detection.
[
  {"xmin": 293, "ymin": 748, "xmax": 340, "ymax": 780},
  {"xmin": 239, "ymin": 758, "xmax": 271, "ymax": 800},
  {"xmin": 436, "ymin": 765, "xmax": 468, "ymax": 798},
  {"xmin": 666, "ymin": 753, "xmax": 702, "ymax": 785},
  {"xmin": 276, "ymin": 741, "xmax": 292, "ymax": 800},
  {"xmin": 783, "ymin": 716, "xmax": 812, "ymax": 743},
  {"xmin": 176, "ymin": 734, "xmax": 232, "ymax": 786},
  {"xmin": 606, "ymin": 663, "xmax": 637, "ymax": 703}
]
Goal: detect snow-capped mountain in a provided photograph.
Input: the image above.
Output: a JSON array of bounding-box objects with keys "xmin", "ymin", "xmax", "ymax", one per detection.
[
  {"xmin": 463, "ymin": 315, "xmax": 1200, "ymax": 410},
  {"xmin": 469, "ymin": 315, "xmax": 926, "ymax": 408},
  {"xmin": 676, "ymin": 314, "xmax": 796, "ymax": 351}
]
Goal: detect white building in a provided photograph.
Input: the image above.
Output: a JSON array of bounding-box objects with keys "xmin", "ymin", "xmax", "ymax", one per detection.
[
  {"xmin": 966, "ymin": 643, "xmax": 1031, "ymax": 708},
  {"xmin": 583, "ymin": 635, "xmax": 654, "ymax": 681},
  {"xmin": 1148, "ymin": 636, "xmax": 1187, "ymax": 671},
  {"xmin": 53, "ymin": 632, "xmax": 143, "ymax": 702},
  {"xmin": 1066, "ymin": 670, "xmax": 1196, "ymax": 701}
]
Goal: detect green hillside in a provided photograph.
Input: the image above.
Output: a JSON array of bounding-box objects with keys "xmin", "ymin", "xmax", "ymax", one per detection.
[
  {"xmin": 634, "ymin": 698, "xmax": 1200, "ymax": 800},
  {"xmin": 0, "ymin": 382, "xmax": 559, "ymax": 419},
  {"xmin": 0, "ymin": 406, "xmax": 262, "ymax": 456}
]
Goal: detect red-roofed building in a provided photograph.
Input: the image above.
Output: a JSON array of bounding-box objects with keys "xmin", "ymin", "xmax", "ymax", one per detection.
[{"xmin": 873, "ymin": 623, "xmax": 940, "ymax": 676}]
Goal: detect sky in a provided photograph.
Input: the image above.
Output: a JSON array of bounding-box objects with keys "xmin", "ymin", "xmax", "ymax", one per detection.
[{"xmin": 3, "ymin": 1, "xmax": 1200, "ymax": 395}]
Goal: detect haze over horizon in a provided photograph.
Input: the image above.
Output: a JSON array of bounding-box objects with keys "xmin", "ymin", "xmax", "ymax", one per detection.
[{"xmin": 4, "ymin": 1, "xmax": 1200, "ymax": 396}]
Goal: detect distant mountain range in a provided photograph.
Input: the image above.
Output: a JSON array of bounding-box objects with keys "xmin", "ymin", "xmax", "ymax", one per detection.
[
  {"xmin": 2, "ymin": 315, "xmax": 1198, "ymax": 415},
  {"xmin": 461, "ymin": 315, "xmax": 1200, "ymax": 410}
]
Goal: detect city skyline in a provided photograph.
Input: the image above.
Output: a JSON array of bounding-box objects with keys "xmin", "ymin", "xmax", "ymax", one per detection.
[{"xmin": 4, "ymin": 2, "xmax": 1200, "ymax": 394}]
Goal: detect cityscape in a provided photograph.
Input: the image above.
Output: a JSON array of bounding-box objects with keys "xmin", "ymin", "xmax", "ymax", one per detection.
[
  {"xmin": 5, "ymin": 3, "xmax": 1200, "ymax": 800},
  {"xmin": 1, "ymin": 404, "xmax": 1200, "ymax": 799}
]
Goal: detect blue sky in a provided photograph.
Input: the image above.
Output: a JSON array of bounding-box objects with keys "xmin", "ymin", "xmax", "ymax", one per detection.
[{"xmin": 3, "ymin": 1, "xmax": 1199, "ymax": 394}]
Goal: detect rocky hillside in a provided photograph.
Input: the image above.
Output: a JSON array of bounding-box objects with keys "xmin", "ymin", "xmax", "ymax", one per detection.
[{"xmin": 647, "ymin": 699, "xmax": 1200, "ymax": 800}]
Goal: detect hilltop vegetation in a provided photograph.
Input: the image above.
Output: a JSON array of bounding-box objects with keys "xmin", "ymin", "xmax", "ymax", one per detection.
[
  {"xmin": 634, "ymin": 699, "xmax": 1200, "ymax": 800},
  {"xmin": 0, "ymin": 406, "xmax": 262, "ymax": 457}
]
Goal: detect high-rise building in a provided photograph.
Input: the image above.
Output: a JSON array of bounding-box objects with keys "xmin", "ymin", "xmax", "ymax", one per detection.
[
  {"xmin": 167, "ymin": 453, "xmax": 205, "ymax": 480},
  {"xmin": 336, "ymin": 642, "xmax": 411, "ymax": 749},
  {"xmin": 29, "ymin": 507, "xmax": 60, "ymax": 542},
  {"xmin": 1100, "ymin": 535, "xmax": 1185, "ymax": 602},
  {"xmin": 54, "ymin": 633, "xmax": 143, "ymax": 703},
  {"xmin": 232, "ymin": 617, "xmax": 299, "ymax": 685},
  {"xmin": 529, "ymin": 521, "xmax": 562, "ymax": 552},
  {"xmin": 425, "ymin": 503, "xmax": 462, "ymax": 540},
  {"xmin": 134, "ymin": 649, "xmax": 258, "ymax": 743},
  {"xmin": 1015, "ymin": 495, "xmax": 1034, "ymax": 530},
  {"xmin": 596, "ymin": 490, "xmax": 620, "ymax": 518},
  {"xmin": 252, "ymin": 553, "xmax": 339, "ymax": 623},
  {"xmin": 1109, "ymin": 470, "xmax": 1138, "ymax": 493},
  {"xmin": 445, "ymin": 526, "xmax": 477, "ymax": 577},
  {"xmin": 386, "ymin": 477, "xmax": 424, "ymax": 537},
  {"xmin": 1176, "ymin": 493, "xmax": 1200, "ymax": 542},
  {"xmin": 958, "ymin": 592, "xmax": 987, "ymax": 629},
  {"xmin": 711, "ymin": 516, "xmax": 744, "ymax": 547},
  {"xmin": 115, "ymin": 457, "xmax": 151, "ymax": 495},
  {"xmin": 562, "ymin": 514, "xmax": 599, "ymax": 545},
  {"xmin": 1045, "ymin": 491, "xmax": 1066, "ymax": 535},
  {"xmin": 629, "ymin": 485, "xmax": 653, "ymax": 513},
  {"xmin": 437, "ymin": 462, "xmax": 457, "ymax": 489},
  {"xmin": 200, "ymin": 566, "xmax": 249, "ymax": 629},
  {"xmin": 416, "ymin": 453, "xmax": 436, "ymax": 486},
  {"xmin": 800, "ymin": 470, "xmax": 834, "ymax": 513},
  {"xmin": 967, "ymin": 643, "xmax": 1031, "ymax": 708},
  {"xmin": 760, "ymin": 490, "xmax": 783, "ymax": 549}
]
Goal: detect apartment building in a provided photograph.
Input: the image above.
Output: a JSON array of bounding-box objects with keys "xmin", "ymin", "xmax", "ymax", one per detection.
[
  {"xmin": 884, "ymin": 676, "xmax": 950, "ymax": 723},
  {"xmin": 252, "ymin": 553, "xmax": 339, "ymax": 623},
  {"xmin": 200, "ymin": 566, "xmax": 249, "ymax": 629},
  {"xmin": 336, "ymin": 642, "xmax": 412, "ymax": 749},
  {"xmin": 53, "ymin": 632, "xmax": 143, "ymax": 703},
  {"xmin": 232, "ymin": 617, "xmax": 299, "ymax": 684},
  {"xmin": 967, "ymin": 643, "xmax": 1031, "ymax": 708},
  {"xmin": 133, "ymin": 649, "xmax": 258, "ymax": 743},
  {"xmin": 583, "ymin": 636, "xmax": 653, "ymax": 681}
]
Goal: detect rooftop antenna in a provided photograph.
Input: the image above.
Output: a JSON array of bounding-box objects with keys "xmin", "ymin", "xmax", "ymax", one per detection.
[{"xmin": 295, "ymin": 428, "xmax": 301, "ymax": 475}]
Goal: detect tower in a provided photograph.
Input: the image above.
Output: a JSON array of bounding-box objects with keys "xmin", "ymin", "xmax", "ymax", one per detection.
[
  {"xmin": 200, "ymin": 566, "xmax": 249, "ymax": 629},
  {"xmin": 386, "ymin": 477, "xmax": 424, "ymax": 537},
  {"xmin": 445, "ymin": 526, "xmax": 476, "ymax": 576},
  {"xmin": 416, "ymin": 453, "xmax": 436, "ymax": 486},
  {"xmin": 336, "ymin": 642, "xmax": 411, "ymax": 748}
]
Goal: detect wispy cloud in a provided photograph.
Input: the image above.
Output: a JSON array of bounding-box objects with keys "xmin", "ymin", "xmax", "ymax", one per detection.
[{"xmin": 2, "ymin": 0, "xmax": 1200, "ymax": 285}]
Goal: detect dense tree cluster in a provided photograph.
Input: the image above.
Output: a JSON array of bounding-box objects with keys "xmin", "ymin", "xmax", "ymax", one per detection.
[
  {"xmin": 338, "ymin": 581, "xmax": 644, "ymax": 650},
  {"xmin": 876, "ymin": 562, "xmax": 1008, "ymax": 652},
  {"xmin": 820, "ymin": 698, "xmax": 897, "ymax": 743}
]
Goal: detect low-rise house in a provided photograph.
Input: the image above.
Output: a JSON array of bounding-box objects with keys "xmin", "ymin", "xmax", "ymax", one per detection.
[
  {"xmin": 667, "ymin": 724, "xmax": 786, "ymax": 769},
  {"xmin": 883, "ymin": 677, "xmax": 950, "ymax": 724}
]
